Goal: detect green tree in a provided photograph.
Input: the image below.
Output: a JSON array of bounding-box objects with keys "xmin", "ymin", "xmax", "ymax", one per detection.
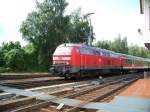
[
  {"xmin": 128, "ymin": 45, "xmax": 139, "ymax": 56},
  {"xmin": 111, "ymin": 35, "xmax": 128, "ymax": 54},
  {"xmin": 139, "ymin": 47, "xmax": 148, "ymax": 58},
  {"xmin": 23, "ymin": 43, "xmax": 38, "ymax": 71},
  {"xmin": 20, "ymin": 0, "xmax": 70, "ymax": 70},
  {"xmin": 0, "ymin": 41, "xmax": 30, "ymax": 72},
  {"xmin": 0, "ymin": 41, "xmax": 22, "ymax": 68},
  {"xmin": 0, "ymin": 47, "xmax": 5, "ymax": 67},
  {"xmin": 95, "ymin": 40, "xmax": 111, "ymax": 50},
  {"xmin": 4, "ymin": 49, "xmax": 27, "ymax": 71},
  {"xmin": 66, "ymin": 8, "xmax": 91, "ymax": 43},
  {"xmin": 1, "ymin": 41, "xmax": 21, "ymax": 53},
  {"xmin": 128, "ymin": 45, "xmax": 150, "ymax": 58},
  {"xmin": 20, "ymin": 0, "xmax": 91, "ymax": 71}
]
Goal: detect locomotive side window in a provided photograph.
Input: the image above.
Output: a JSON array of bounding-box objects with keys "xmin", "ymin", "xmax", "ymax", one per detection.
[
  {"xmin": 101, "ymin": 51, "xmax": 110, "ymax": 56},
  {"xmin": 79, "ymin": 47, "xmax": 99, "ymax": 55},
  {"xmin": 86, "ymin": 48, "xmax": 92, "ymax": 54},
  {"xmin": 110, "ymin": 53, "xmax": 118, "ymax": 58},
  {"xmin": 79, "ymin": 48, "xmax": 87, "ymax": 54},
  {"xmin": 88, "ymin": 49, "xmax": 97, "ymax": 55}
]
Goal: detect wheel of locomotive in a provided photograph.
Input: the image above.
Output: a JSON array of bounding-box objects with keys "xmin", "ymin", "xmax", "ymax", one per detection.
[{"xmin": 49, "ymin": 67, "xmax": 55, "ymax": 75}]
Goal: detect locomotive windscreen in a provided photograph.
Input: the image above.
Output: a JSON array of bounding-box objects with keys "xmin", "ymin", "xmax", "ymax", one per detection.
[{"xmin": 54, "ymin": 46, "xmax": 73, "ymax": 55}]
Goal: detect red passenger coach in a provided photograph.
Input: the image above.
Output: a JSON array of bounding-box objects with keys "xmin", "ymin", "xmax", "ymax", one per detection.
[{"xmin": 50, "ymin": 43, "xmax": 150, "ymax": 78}]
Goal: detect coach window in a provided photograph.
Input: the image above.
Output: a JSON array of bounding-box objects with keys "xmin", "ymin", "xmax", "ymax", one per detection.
[
  {"xmin": 100, "ymin": 51, "xmax": 104, "ymax": 56},
  {"xmin": 110, "ymin": 53, "xmax": 114, "ymax": 57},
  {"xmin": 106, "ymin": 52, "xmax": 110, "ymax": 57},
  {"xmin": 94, "ymin": 51, "xmax": 100, "ymax": 55},
  {"xmin": 102, "ymin": 51, "xmax": 107, "ymax": 56},
  {"xmin": 101, "ymin": 51, "xmax": 106, "ymax": 56},
  {"xmin": 103, "ymin": 51, "xmax": 109, "ymax": 57},
  {"xmin": 98, "ymin": 51, "xmax": 101, "ymax": 56},
  {"xmin": 92, "ymin": 50, "xmax": 97, "ymax": 55},
  {"xmin": 90, "ymin": 49, "xmax": 95, "ymax": 55},
  {"xmin": 111, "ymin": 53, "xmax": 118, "ymax": 58}
]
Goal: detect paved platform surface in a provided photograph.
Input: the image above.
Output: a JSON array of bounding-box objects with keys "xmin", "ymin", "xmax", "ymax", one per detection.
[
  {"xmin": 119, "ymin": 79, "xmax": 150, "ymax": 98},
  {"xmin": 97, "ymin": 79, "xmax": 150, "ymax": 112}
]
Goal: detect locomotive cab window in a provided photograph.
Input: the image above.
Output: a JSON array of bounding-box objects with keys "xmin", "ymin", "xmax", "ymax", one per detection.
[{"xmin": 54, "ymin": 47, "xmax": 73, "ymax": 55}]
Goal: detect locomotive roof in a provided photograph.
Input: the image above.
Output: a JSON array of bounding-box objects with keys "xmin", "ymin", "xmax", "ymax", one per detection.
[
  {"xmin": 59, "ymin": 43, "xmax": 104, "ymax": 50},
  {"xmin": 58, "ymin": 43, "xmax": 85, "ymax": 47}
]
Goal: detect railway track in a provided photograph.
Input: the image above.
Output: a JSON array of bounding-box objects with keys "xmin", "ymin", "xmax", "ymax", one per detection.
[
  {"xmin": 38, "ymin": 74, "xmax": 140, "ymax": 112},
  {"xmin": 0, "ymin": 77, "xmax": 99, "ymax": 89},
  {"xmin": 0, "ymin": 73, "xmax": 52, "ymax": 80},
  {"xmin": 65, "ymin": 79, "xmax": 136, "ymax": 112},
  {"xmin": 0, "ymin": 73, "xmax": 62, "ymax": 89},
  {"xmin": 0, "ymin": 77, "xmax": 67, "ymax": 89},
  {"xmin": 0, "ymin": 73, "xmax": 143, "ymax": 112},
  {"xmin": 0, "ymin": 73, "xmax": 102, "ymax": 89}
]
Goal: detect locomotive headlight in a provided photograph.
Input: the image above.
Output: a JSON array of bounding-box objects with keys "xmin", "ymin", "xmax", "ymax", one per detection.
[
  {"xmin": 66, "ymin": 62, "xmax": 69, "ymax": 65},
  {"xmin": 53, "ymin": 57, "xmax": 59, "ymax": 60}
]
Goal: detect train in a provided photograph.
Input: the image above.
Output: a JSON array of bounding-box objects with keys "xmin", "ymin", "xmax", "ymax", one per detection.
[{"xmin": 50, "ymin": 43, "xmax": 150, "ymax": 78}]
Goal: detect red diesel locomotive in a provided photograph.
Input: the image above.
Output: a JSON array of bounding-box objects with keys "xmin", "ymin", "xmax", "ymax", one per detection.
[{"xmin": 50, "ymin": 43, "xmax": 150, "ymax": 78}]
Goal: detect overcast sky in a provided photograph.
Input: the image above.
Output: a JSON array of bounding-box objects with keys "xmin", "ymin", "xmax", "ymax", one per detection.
[{"xmin": 0, "ymin": 0, "xmax": 145, "ymax": 46}]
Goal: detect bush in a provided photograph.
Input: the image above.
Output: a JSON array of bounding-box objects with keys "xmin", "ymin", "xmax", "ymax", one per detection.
[{"xmin": 4, "ymin": 49, "xmax": 27, "ymax": 71}]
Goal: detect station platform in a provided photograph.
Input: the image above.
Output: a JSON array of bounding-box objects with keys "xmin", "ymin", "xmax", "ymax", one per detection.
[
  {"xmin": 97, "ymin": 79, "xmax": 150, "ymax": 112},
  {"xmin": 119, "ymin": 79, "xmax": 150, "ymax": 98}
]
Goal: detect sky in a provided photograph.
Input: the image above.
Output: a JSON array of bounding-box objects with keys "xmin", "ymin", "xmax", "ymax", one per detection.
[{"xmin": 0, "ymin": 0, "xmax": 145, "ymax": 46}]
